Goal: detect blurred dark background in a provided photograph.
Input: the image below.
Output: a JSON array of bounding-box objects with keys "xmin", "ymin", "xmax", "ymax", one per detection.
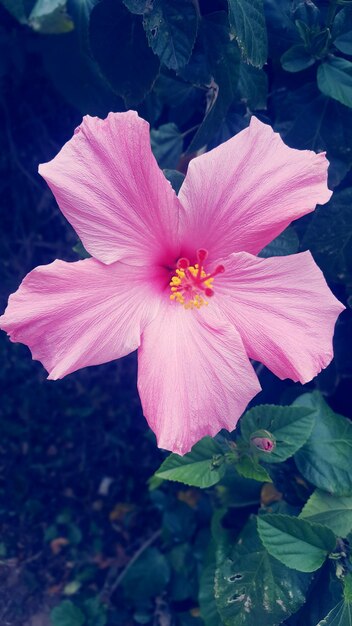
[{"xmin": 0, "ymin": 0, "xmax": 352, "ymax": 624}]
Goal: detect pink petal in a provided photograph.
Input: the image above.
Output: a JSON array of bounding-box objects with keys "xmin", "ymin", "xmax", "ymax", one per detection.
[
  {"xmin": 0, "ymin": 258, "xmax": 161, "ymax": 379},
  {"xmin": 216, "ymin": 251, "xmax": 345, "ymax": 383},
  {"xmin": 137, "ymin": 302, "xmax": 261, "ymax": 454},
  {"xmin": 178, "ymin": 117, "xmax": 332, "ymax": 261},
  {"xmin": 39, "ymin": 111, "xmax": 184, "ymax": 266}
]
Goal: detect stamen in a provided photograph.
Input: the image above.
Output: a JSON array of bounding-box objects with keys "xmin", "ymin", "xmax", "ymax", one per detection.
[{"xmin": 169, "ymin": 249, "xmax": 224, "ymax": 310}]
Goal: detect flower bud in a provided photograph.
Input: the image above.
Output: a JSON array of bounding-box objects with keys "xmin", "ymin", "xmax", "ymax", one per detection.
[{"xmin": 250, "ymin": 430, "xmax": 276, "ymax": 453}]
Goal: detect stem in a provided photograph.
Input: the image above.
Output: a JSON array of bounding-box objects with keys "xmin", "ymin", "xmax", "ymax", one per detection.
[{"xmin": 100, "ymin": 529, "xmax": 161, "ymax": 601}]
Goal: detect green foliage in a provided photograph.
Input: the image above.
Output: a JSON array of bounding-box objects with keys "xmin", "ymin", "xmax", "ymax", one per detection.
[
  {"xmin": 143, "ymin": 0, "xmax": 198, "ymax": 71},
  {"xmin": 318, "ymin": 600, "xmax": 352, "ymax": 626},
  {"xmin": 2, "ymin": 0, "xmax": 352, "ymax": 624},
  {"xmin": 163, "ymin": 169, "xmax": 185, "ymax": 193},
  {"xmin": 89, "ymin": 0, "xmax": 159, "ymax": 106},
  {"xmin": 303, "ymin": 188, "xmax": 352, "ymax": 283},
  {"xmin": 300, "ymin": 490, "xmax": 352, "ymax": 537},
  {"xmin": 51, "ymin": 600, "xmax": 86, "ymax": 626},
  {"xmin": 259, "ymin": 227, "xmax": 299, "ymax": 258},
  {"xmin": 294, "ymin": 393, "xmax": 352, "ymax": 496},
  {"xmin": 151, "ymin": 123, "xmax": 183, "ymax": 169},
  {"xmin": 155, "ymin": 437, "xmax": 226, "ymax": 488},
  {"xmin": 240, "ymin": 404, "xmax": 315, "ymax": 463},
  {"xmin": 188, "ymin": 12, "xmax": 241, "ymax": 152},
  {"xmin": 122, "ymin": 547, "xmax": 170, "ymax": 598},
  {"xmin": 318, "ymin": 57, "xmax": 352, "ymax": 108},
  {"xmin": 235, "ymin": 454, "xmax": 272, "ymax": 482},
  {"xmin": 257, "ymin": 514, "xmax": 337, "ymax": 573},
  {"xmin": 228, "ymin": 0, "xmax": 268, "ymax": 67},
  {"xmin": 280, "ymin": 45, "xmax": 315, "ymax": 72},
  {"xmin": 238, "ymin": 64, "xmax": 268, "ymax": 109},
  {"xmin": 215, "ymin": 518, "xmax": 311, "ymax": 625},
  {"xmin": 332, "ymin": 7, "xmax": 352, "ymax": 55}
]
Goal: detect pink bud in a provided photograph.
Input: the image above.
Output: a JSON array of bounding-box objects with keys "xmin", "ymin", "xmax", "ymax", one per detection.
[{"xmin": 250, "ymin": 430, "xmax": 276, "ymax": 453}]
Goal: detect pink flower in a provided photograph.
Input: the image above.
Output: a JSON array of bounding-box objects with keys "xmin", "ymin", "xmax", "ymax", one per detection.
[{"xmin": 0, "ymin": 112, "xmax": 344, "ymax": 454}]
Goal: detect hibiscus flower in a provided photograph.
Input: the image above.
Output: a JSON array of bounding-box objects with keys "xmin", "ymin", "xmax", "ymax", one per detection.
[{"xmin": 0, "ymin": 112, "xmax": 344, "ymax": 454}]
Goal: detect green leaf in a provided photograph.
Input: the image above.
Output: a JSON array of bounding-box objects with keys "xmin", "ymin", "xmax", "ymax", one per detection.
[
  {"xmin": 300, "ymin": 490, "xmax": 352, "ymax": 537},
  {"xmin": 28, "ymin": 0, "xmax": 74, "ymax": 33},
  {"xmin": 302, "ymin": 188, "xmax": 352, "ymax": 283},
  {"xmin": 294, "ymin": 393, "xmax": 352, "ymax": 496},
  {"xmin": 318, "ymin": 600, "xmax": 352, "ymax": 625},
  {"xmin": 236, "ymin": 455, "xmax": 272, "ymax": 482},
  {"xmin": 150, "ymin": 123, "xmax": 183, "ymax": 169},
  {"xmin": 281, "ymin": 44, "xmax": 315, "ymax": 72},
  {"xmin": 83, "ymin": 598, "xmax": 107, "ymax": 626},
  {"xmin": 259, "ymin": 227, "xmax": 299, "ymax": 258},
  {"xmin": 273, "ymin": 83, "xmax": 352, "ymax": 188},
  {"xmin": 215, "ymin": 518, "xmax": 311, "ymax": 626},
  {"xmin": 155, "ymin": 437, "xmax": 226, "ymax": 488},
  {"xmin": 51, "ymin": 600, "xmax": 86, "ymax": 626},
  {"xmin": 332, "ymin": 7, "xmax": 352, "ymax": 55},
  {"xmin": 334, "ymin": 32, "xmax": 352, "ymax": 54},
  {"xmin": 238, "ymin": 63, "xmax": 268, "ymax": 109},
  {"xmin": 123, "ymin": 0, "xmax": 149, "ymax": 14},
  {"xmin": 0, "ymin": 0, "xmax": 27, "ymax": 22},
  {"xmin": 257, "ymin": 514, "xmax": 337, "ymax": 572},
  {"xmin": 122, "ymin": 547, "xmax": 170, "ymax": 599},
  {"xmin": 143, "ymin": 0, "xmax": 198, "ymax": 71},
  {"xmin": 228, "ymin": 0, "xmax": 267, "ymax": 67},
  {"xmin": 89, "ymin": 0, "xmax": 159, "ymax": 106},
  {"xmin": 163, "ymin": 169, "xmax": 185, "ymax": 194},
  {"xmin": 188, "ymin": 12, "xmax": 240, "ymax": 151},
  {"xmin": 318, "ymin": 57, "xmax": 352, "ymax": 108},
  {"xmin": 240, "ymin": 404, "xmax": 315, "ymax": 463},
  {"xmin": 199, "ymin": 563, "xmax": 224, "ymax": 626}
]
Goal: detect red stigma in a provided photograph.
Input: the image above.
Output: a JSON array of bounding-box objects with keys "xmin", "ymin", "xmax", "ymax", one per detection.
[
  {"xmin": 197, "ymin": 248, "xmax": 208, "ymax": 263},
  {"xmin": 177, "ymin": 257, "xmax": 190, "ymax": 269}
]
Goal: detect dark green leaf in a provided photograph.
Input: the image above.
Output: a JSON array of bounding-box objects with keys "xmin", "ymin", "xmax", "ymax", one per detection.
[
  {"xmin": 259, "ymin": 227, "xmax": 299, "ymax": 258},
  {"xmin": 150, "ymin": 123, "xmax": 183, "ymax": 169},
  {"xmin": 294, "ymin": 392, "xmax": 352, "ymax": 496},
  {"xmin": 215, "ymin": 518, "xmax": 311, "ymax": 625},
  {"xmin": 199, "ymin": 563, "xmax": 224, "ymax": 626},
  {"xmin": 334, "ymin": 32, "xmax": 352, "ymax": 54},
  {"xmin": 240, "ymin": 404, "xmax": 315, "ymax": 463},
  {"xmin": 257, "ymin": 514, "xmax": 337, "ymax": 572},
  {"xmin": 300, "ymin": 490, "xmax": 352, "ymax": 537},
  {"xmin": 123, "ymin": 0, "xmax": 149, "ymax": 14},
  {"xmin": 163, "ymin": 169, "xmax": 185, "ymax": 194},
  {"xmin": 332, "ymin": 7, "xmax": 352, "ymax": 55},
  {"xmin": 155, "ymin": 437, "xmax": 226, "ymax": 488},
  {"xmin": 238, "ymin": 63, "xmax": 268, "ymax": 109},
  {"xmin": 273, "ymin": 83, "xmax": 352, "ymax": 188},
  {"xmin": 123, "ymin": 547, "xmax": 170, "ymax": 598},
  {"xmin": 38, "ymin": 5, "xmax": 123, "ymax": 117},
  {"xmin": 188, "ymin": 13, "xmax": 240, "ymax": 152},
  {"xmin": 281, "ymin": 44, "xmax": 315, "ymax": 72},
  {"xmin": 236, "ymin": 455, "xmax": 272, "ymax": 482},
  {"xmin": 143, "ymin": 0, "xmax": 198, "ymax": 71},
  {"xmin": 303, "ymin": 188, "xmax": 352, "ymax": 283},
  {"xmin": 29, "ymin": 0, "xmax": 74, "ymax": 33},
  {"xmin": 318, "ymin": 57, "xmax": 352, "ymax": 108},
  {"xmin": 228, "ymin": 0, "xmax": 268, "ymax": 67},
  {"xmin": 0, "ymin": 0, "xmax": 27, "ymax": 22},
  {"xmin": 83, "ymin": 598, "xmax": 107, "ymax": 626},
  {"xmin": 89, "ymin": 0, "xmax": 159, "ymax": 106},
  {"xmin": 51, "ymin": 600, "xmax": 85, "ymax": 626},
  {"xmin": 318, "ymin": 600, "xmax": 352, "ymax": 625}
]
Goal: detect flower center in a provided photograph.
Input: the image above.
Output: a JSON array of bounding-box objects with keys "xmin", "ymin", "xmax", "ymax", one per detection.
[{"xmin": 169, "ymin": 248, "xmax": 225, "ymax": 310}]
